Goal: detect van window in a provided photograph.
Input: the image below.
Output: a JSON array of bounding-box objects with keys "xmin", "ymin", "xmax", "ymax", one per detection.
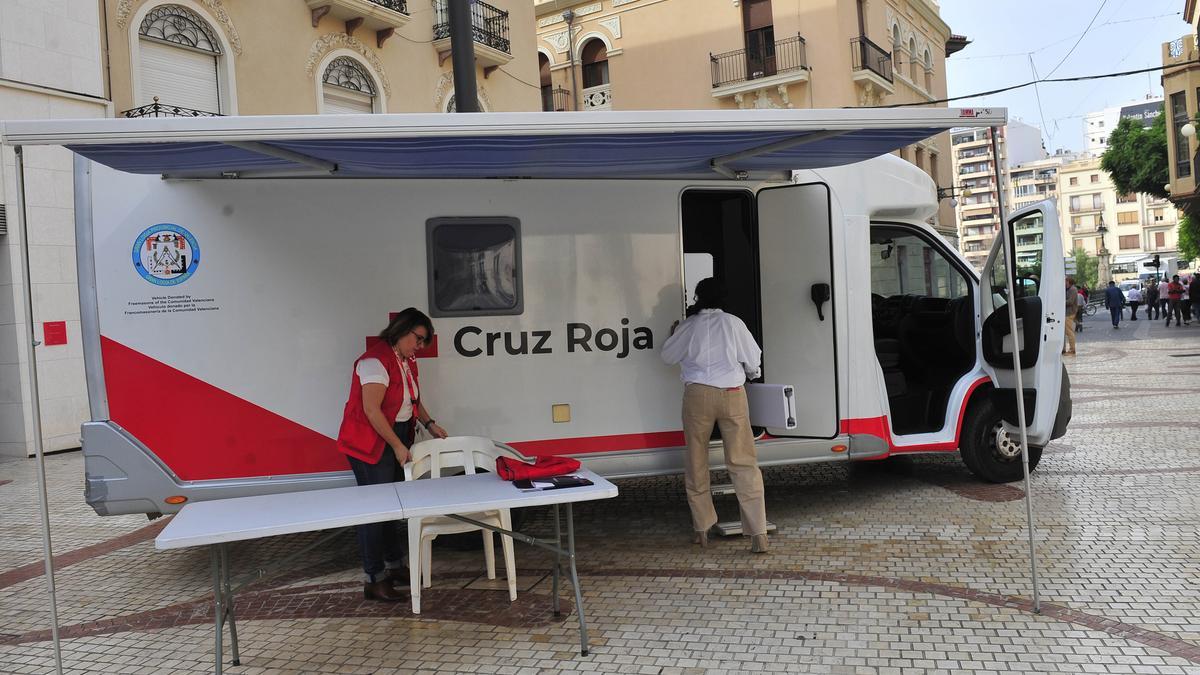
[
  {"xmin": 426, "ymin": 217, "xmax": 522, "ymax": 317},
  {"xmin": 870, "ymin": 230, "xmax": 968, "ymax": 299}
]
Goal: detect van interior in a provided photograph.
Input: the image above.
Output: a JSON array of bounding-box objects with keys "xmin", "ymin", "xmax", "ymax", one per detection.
[
  {"xmin": 869, "ymin": 225, "xmax": 975, "ymax": 435},
  {"xmin": 680, "ymin": 190, "xmax": 762, "ymax": 340}
]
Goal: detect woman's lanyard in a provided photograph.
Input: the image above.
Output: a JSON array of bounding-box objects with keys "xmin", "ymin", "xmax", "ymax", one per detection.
[{"xmin": 395, "ymin": 353, "xmax": 419, "ymax": 407}]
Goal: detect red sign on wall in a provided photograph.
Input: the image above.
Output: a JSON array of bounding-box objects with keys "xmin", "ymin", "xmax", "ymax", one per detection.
[{"xmin": 43, "ymin": 321, "xmax": 67, "ymax": 346}]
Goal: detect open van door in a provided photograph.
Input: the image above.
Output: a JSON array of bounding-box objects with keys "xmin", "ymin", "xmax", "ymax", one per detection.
[
  {"xmin": 751, "ymin": 183, "xmax": 837, "ymax": 438},
  {"xmin": 977, "ymin": 200, "xmax": 1065, "ymax": 448}
]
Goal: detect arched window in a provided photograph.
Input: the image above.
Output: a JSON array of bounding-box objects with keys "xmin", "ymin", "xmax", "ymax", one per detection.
[
  {"xmin": 923, "ymin": 49, "xmax": 933, "ymax": 91},
  {"xmin": 321, "ymin": 56, "xmax": 377, "ymax": 114},
  {"xmin": 138, "ymin": 4, "xmax": 223, "ymax": 114},
  {"xmin": 581, "ymin": 39, "xmax": 609, "ymax": 89},
  {"xmin": 539, "ymin": 53, "xmax": 554, "ymax": 111},
  {"xmin": 891, "ymin": 25, "xmax": 901, "ymax": 70},
  {"xmin": 908, "ymin": 38, "xmax": 917, "ymax": 81}
]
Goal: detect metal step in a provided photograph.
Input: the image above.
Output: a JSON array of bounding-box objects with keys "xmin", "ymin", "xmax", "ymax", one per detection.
[
  {"xmin": 710, "ymin": 483, "xmax": 737, "ymax": 496},
  {"xmin": 709, "ymin": 483, "xmax": 777, "ymax": 536},
  {"xmin": 714, "ymin": 520, "xmax": 777, "ymax": 536}
]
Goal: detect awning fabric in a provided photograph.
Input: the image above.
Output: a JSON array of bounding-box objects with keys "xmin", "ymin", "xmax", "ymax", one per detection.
[{"xmin": 0, "ymin": 108, "xmax": 1008, "ymax": 180}]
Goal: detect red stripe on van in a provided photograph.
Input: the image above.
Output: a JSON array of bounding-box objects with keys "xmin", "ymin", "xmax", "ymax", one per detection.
[
  {"xmin": 101, "ymin": 336, "xmax": 345, "ymax": 480},
  {"xmin": 840, "ymin": 376, "xmax": 991, "ymax": 454},
  {"xmin": 508, "ymin": 431, "xmax": 686, "ymax": 456}
]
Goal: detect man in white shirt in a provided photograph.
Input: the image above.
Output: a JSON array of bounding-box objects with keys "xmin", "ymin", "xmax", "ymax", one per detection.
[{"xmin": 661, "ymin": 278, "xmax": 769, "ymax": 554}]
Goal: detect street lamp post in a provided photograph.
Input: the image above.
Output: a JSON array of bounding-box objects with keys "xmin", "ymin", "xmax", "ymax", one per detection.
[{"xmin": 1096, "ymin": 215, "xmax": 1111, "ymax": 285}]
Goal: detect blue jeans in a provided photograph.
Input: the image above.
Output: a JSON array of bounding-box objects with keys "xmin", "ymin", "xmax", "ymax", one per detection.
[
  {"xmin": 347, "ymin": 420, "xmax": 414, "ymax": 582},
  {"xmin": 1109, "ymin": 307, "xmax": 1121, "ymax": 327}
]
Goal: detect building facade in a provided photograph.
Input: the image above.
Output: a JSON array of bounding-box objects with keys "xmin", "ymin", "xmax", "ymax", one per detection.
[
  {"xmin": 1007, "ymin": 152, "xmax": 1081, "ymax": 271},
  {"xmin": 1163, "ymin": 3, "xmax": 1200, "ymax": 216},
  {"xmin": 1084, "ymin": 98, "xmax": 1163, "ymax": 158},
  {"xmin": 1058, "ymin": 156, "xmax": 1182, "ymax": 283},
  {"xmin": 949, "ymin": 119, "xmax": 1045, "ymax": 271},
  {"xmin": 106, "ymin": 0, "xmax": 540, "ymax": 117},
  {"xmin": 532, "ymin": 0, "xmax": 966, "ymax": 239},
  {"xmin": 0, "ymin": 1, "xmax": 110, "ymax": 457}
]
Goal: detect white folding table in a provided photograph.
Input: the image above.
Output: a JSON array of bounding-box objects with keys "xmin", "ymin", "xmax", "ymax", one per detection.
[{"xmin": 155, "ymin": 469, "xmax": 618, "ymax": 674}]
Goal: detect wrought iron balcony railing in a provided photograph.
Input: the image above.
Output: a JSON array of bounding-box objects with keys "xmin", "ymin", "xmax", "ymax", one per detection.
[
  {"xmin": 541, "ymin": 86, "xmax": 571, "ymax": 112},
  {"xmin": 433, "ymin": 0, "xmax": 510, "ymax": 54},
  {"xmin": 369, "ymin": 0, "xmax": 408, "ymax": 13},
  {"xmin": 850, "ymin": 36, "xmax": 893, "ymax": 83},
  {"xmin": 121, "ymin": 98, "xmax": 221, "ymax": 118},
  {"xmin": 710, "ymin": 34, "xmax": 808, "ymax": 89}
]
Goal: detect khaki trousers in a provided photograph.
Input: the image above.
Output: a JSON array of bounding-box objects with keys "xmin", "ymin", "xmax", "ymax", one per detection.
[
  {"xmin": 1063, "ymin": 313, "xmax": 1076, "ymax": 353},
  {"xmin": 681, "ymin": 384, "xmax": 767, "ymax": 536}
]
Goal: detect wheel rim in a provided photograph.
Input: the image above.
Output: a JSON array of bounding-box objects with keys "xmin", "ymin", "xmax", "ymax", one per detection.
[{"xmin": 988, "ymin": 422, "xmax": 1022, "ymax": 461}]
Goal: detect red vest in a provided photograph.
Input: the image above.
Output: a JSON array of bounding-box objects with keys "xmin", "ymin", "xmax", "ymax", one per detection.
[{"xmin": 336, "ymin": 340, "xmax": 419, "ymax": 464}]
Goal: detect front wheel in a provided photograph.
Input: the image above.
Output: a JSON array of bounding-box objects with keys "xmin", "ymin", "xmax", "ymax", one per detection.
[
  {"xmin": 959, "ymin": 397, "xmax": 1043, "ymax": 483},
  {"xmin": 1083, "ymin": 304, "xmax": 1097, "ymax": 317}
]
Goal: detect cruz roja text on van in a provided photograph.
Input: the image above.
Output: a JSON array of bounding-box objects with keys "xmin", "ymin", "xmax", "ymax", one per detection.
[{"xmin": 453, "ymin": 319, "xmax": 654, "ymax": 358}]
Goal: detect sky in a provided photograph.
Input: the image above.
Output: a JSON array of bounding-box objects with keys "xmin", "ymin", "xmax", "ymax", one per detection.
[{"xmin": 940, "ymin": 0, "xmax": 1188, "ymax": 154}]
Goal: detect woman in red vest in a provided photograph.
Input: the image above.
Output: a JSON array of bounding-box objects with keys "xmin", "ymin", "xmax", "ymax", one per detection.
[{"xmin": 336, "ymin": 307, "xmax": 447, "ymax": 601}]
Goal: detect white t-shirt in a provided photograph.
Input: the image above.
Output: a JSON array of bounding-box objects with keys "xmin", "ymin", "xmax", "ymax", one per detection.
[{"xmin": 355, "ymin": 357, "xmax": 418, "ymax": 422}]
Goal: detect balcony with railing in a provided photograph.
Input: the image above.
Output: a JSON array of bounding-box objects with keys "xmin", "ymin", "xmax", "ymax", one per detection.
[
  {"xmin": 541, "ymin": 86, "xmax": 570, "ymax": 112},
  {"xmin": 121, "ymin": 97, "xmax": 221, "ymax": 118},
  {"xmin": 1069, "ymin": 200, "xmax": 1104, "ymax": 214},
  {"xmin": 850, "ymin": 37, "xmax": 893, "ymax": 84},
  {"xmin": 710, "ymin": 34, "xmax": 809, "ymax": 99},
  {"xmin": 306, "ymin": 0, "xmax": 410, "ymax": 46},
  {"xmin": 432, "ymin": 0, "xmax": 512, "ymax": 71}
]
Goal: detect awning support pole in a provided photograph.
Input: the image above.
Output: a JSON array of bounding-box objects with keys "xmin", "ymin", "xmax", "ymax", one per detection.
[
  {"xmin": 710, "ymin": 129, "xmax": 851, "ymax": 179},
  {"xmin": 989, "ymin": 126, "xmax": 1041, "ymax": 613},
  {"xmin": 14, "ymin": 145, "xmax": 65, "ymax": 672},
  {"xmin": 223, "ymin": 142, "xmax": 337, "ymax": 174}
]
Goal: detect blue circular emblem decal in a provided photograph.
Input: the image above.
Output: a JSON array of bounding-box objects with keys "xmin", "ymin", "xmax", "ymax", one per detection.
[{"xmin": 132, "ymin": 224, "xmax": 201, "ymax": 286}]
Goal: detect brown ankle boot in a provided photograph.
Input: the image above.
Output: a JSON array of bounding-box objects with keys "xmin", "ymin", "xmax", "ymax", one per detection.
[{"xmin": 363, "ymin": 579, "xmax": 404, "ymax": 602}]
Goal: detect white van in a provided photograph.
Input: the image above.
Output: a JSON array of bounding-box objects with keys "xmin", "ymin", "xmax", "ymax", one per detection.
[{"xmin": 0, "ymin": 109, "xmax": 1071, "ymax": 517}]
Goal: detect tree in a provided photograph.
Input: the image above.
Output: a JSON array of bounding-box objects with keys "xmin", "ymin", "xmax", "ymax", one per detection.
[
  {"xmin": 1180, "ymin": 213, "xmax": 1200, "ymax": 261},
  {"xmin": 1071, "ymin": 247, "xmax": 1099, "ymax": 291},
  {"xmin": 1100, "ymin": 112, "xmax": 1169, "ymax": 200}
]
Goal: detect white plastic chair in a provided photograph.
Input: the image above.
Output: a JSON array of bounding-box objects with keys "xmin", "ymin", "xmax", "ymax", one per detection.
[{"xmin": 403, "ymin": 436, "xmax": 517, "ymax": 614}]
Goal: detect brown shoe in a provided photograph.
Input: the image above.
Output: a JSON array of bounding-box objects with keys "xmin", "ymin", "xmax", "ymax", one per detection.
[
  {"xmin": 692, "ymin": 529, "xmax": 709, "ymax": 548},
  {"xmin": 750, "ymin": 533, "xmax": 770, "ymax": 554},
  {"xmin": 363, "ymin": 579, "xmax": 405, "ymax": 602}
]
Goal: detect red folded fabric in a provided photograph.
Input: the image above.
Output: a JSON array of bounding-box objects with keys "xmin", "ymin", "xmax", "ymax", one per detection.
[{"xmin": 496, "ymin": 455, "xmax": 582, "ymax": 481}]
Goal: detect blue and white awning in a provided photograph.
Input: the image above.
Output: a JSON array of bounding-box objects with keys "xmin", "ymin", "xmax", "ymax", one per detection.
[{"xmin": 0, "ymin": 108, "xmax": 1007, "ymax": 180}]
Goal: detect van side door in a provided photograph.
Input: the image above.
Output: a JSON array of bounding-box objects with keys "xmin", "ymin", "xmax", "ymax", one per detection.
[
  {"xmin": 977, "ymin": 200, "xmax": 1066, "ymax": 446},
  {"xmin": 753, "ymin": 183, "xmax": 838, "ymax": 438}
]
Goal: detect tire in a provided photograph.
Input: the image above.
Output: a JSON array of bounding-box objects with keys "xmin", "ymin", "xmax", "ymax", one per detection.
[
  {"xmin": 1083, "ymin": 304, "xmax": 1097, "ymax": 317},
  {"xmin": 959, "ymin": 396, "xmax": 1043, "ymax": 483}
]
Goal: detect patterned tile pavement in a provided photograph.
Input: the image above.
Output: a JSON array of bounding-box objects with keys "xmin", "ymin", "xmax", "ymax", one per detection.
[{"xmin": 1, "ymin": 311, "xmax": 1199, "ymax": 674}]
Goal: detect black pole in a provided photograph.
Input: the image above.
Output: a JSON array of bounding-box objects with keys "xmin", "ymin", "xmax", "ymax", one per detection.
[{"xmin": 447, "ymin": 0, "xmax": 479, "ymax": 112}]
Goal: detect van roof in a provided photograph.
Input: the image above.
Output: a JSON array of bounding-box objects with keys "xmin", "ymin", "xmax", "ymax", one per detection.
[{"xmin": 0, "ymin": 108, "xmax": 1007, "ymax": 180}]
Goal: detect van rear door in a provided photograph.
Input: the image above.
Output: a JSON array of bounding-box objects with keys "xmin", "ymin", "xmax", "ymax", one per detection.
[
  {"xmin": 752, "ymin": 183, "xmax": 838, "ymax": 438},
  {"xmin": 977, "ymin": 200, "xmax": 1065, "ymax": 445}
]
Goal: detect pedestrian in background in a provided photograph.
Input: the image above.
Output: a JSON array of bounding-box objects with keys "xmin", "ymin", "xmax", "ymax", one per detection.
[
  {"xmin": 1127, "ymin": 284, "xmax": 1142, "ymax": 320},
  {"xmin": 1064, "ymin": 276, "xmax": 1078, "ymax": 355},
  {"xmin": 1104, "ymin": 281, "xmax": 1124, "ymax": 329},
  {"xmin": 1190, "ymin": 274, "xmax": 1200, "ymax": 322},
  {"xmin": 1183, "ymin": 277, "xmax": 1193, "ymax": 325},
  {"xmin": 1166, "ymin": 275, "xmax": 1186, "ymax": 327},
  {"xmin": 1145, "ymin": 281, "xmax": 1160, "ymax": 320},
  {"xmin": 1159, "ymin": 277, "xmax": 1171, "ymax": 317}
]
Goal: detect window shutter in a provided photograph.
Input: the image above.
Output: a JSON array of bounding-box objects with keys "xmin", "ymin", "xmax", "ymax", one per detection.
[
  {"xmin": 139, "ymin": 39, "xmax": 220, "ymax": 113},
  {"xmin": 322, "ymin": 86, "xmax": 374, "ymax": 114},
  {"xmin": 0, "ymin": 204, "xmax": 7, "ymax": 236},
  {"xmin": 743, "ymin": 0, "xmax": 773, "ymax": 30}
]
